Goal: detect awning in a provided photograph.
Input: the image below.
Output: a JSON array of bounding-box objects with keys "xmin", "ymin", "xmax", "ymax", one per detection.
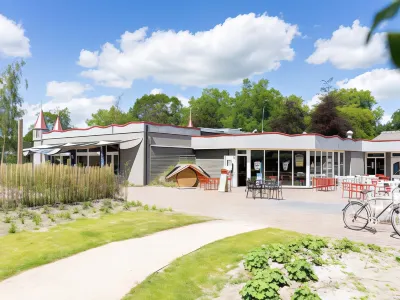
[{"xmin": 23, "ymin": 138, "xmax": 142, "ymax": 156}]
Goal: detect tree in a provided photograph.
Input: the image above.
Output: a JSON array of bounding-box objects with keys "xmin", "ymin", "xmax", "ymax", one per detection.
[
  {"xmin": 269, "ymin": 95, "xmax": 308, "ymax": 134},
  {"xmin": 128, "ymin": 94, "xmax": 183, "ymax": 125},
  {"xmin": 86, "ymin": 105, "xmax": 133, "ymax": 126},
  {"xmin": 230, "ymin": 78, "xmax": 285, "ymax": 132},
  {"xmin": 330, "ymin": 88, "xmax": 383, "ymax": 138},
  {"xmin": 0, "ymin": 60, "xmax": 27, "ymax": 164},
  {"xmin": 310, "ymin": 94, "xmax": 352, "ymax": 137},
  {"xmin": 367, "ymin": 0, "xmax": 400, "ymax": 68},
  {"xmin": 24, "ymin": 108, "xmax": 73, "ymax": 142},
  {"xmin": 185, "ymin": 88, "xmax": 231, "ymax": 128}
]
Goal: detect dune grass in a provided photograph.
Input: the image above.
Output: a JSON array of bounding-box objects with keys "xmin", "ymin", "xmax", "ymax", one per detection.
[
  {"xmin": 123, "ymin": 228, "xmax": 302, "ymax": 300},
  {"xmin": 0, "ymin": 211, "xmax": 209, "ymax": 281}
]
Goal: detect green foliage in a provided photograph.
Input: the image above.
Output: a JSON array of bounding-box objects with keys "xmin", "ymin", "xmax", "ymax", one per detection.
[
  {"xmin": 310, "ymin": 253, "xmax": 325, "ymax": 266},
  {"xmin": 240, "ymin": 268, "xmax": 288, "ymax": 300},
  {"xmin": 73, "ymin": 207, "xmax": 79, "ymax": 214},
  {"xmin": 137, "ymin": 201, "xmax": 143, "ymax": 207},
  {"xmin": 299, "ymin": 236, "xmax": 328, "ymax": 254},
  {"xmin": 59, "ymin": 204, "xmax": 66, "ymax": 210},
  {"xmin": 367, "ymin": 244, "xmax": 381, "ymax": 252},
  {"xmin": 244, "ymin": 248, "xmax": 269, "ymax": 273},
  {"xmin": 4, "ymin": 215, "xmax": 12, "ymax": 223},
  {"xmin": 8, "ymin": 222, "xmax": 17, "ymax": 234},
  {"xmin": 291, "ymin": 284, "xmax": 321, "ymax": 300},
  {"xmin": 395, "ymin": 256, "xmax": 400, "ymax": 263},
  {"xmin": 333, "ymin": 238, "xmax": 361, "ymax": 253},
  {"xmin": 48, "ymin": 214, "xmax": 56, "ymax": 222},
  {"xmin": 42, "ymin": 205, "xmax": 50, "ymax": 214},
  {"xmin": 285, "ymin": 259, "xmax": 318, "ymax": 282},
  {"xmin": 86, "ymin": 105, "xmax": 133, "ymax": 126},
  {"xmin": 167, "ymin": 207, "xmax": 173, "ymax": 212},
  {"xmin": 32, "ymin": 214, "xmax": 42, "ymax": 226},
  {"xmin": 266, "ymin": 243, "xmax": 292, "ymax": 263},
  {"xmin": 123, "ymin": 202, "xmax": 131, "ymax": 210},
  {"xmin": 102, "ymin": 199, "xmax": 113, "ymax": 210},
  {"xmin": 151, "ymin": 205, "xmax": 157, "ymax": 211},
  {"xmin": 57, "ymin": 211, "xmax": 72, "ymax": 220},
  {"xmin": 128, "ymin": 94, "xmax": 183, "ymax": 125},
  {"xmin": 143, "ymin": 204, "xmax": 149, "ymax": 211},
  {"xmin": 82, "ymin": 202, "xmax": 92, "ymax": 209},
  {"xmin": 20, "ymin": 216, "xmax": 25, "ymax": 224},
  {"xmin": 367, "ymin": 0, "xmax": 400, "ymax": 68}
]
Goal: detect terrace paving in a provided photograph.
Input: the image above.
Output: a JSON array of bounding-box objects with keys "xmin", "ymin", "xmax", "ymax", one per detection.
[{"xmin": 129, "ymin": 186, "xmax": 400, "ymax": 247}]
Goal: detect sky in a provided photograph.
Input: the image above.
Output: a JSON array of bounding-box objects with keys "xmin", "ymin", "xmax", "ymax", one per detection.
[{"xmin": 0, "ymin": 0, "xmax": 399, "ymax": 134}]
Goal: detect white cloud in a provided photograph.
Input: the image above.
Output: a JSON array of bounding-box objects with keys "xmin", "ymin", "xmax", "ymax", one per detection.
[
  {"xmin": 306, "ymin": 20, "xmax": 387, "ymax": 69},
  {"xmin": 78, "ymin": 13, "xmax": 300, "ymax": 88},
  {"xmin": 23, "ymin": 81, "xmax": 115, "ymax": 133},
  {"xmin": 0, "ymin": 14, "xmax": 30, "ymax": 57},
  {"xmin": 336, "ymin": 68, "xmax": 400, "ymax": 100},
  {"xmin": 77, "ymin": 50, "xmax": 99, "ymax": 68},
  {"xmin": 382, "ymin": 114, "xmax": 391, "ymax": 124},
  {"xmin": 176, "ymin": 94, "xmax": 190, "ymax": 107},
  {"xmin": 307, "ymin": 94, "xmax": 322, "ymax": 107},
  {"xmin": 150, "ymin": 88, "xmax": 163, "ymax": 95},
  {"xmin": 46, "ymin": 81, "xmax": 92, "ymax": 101}
]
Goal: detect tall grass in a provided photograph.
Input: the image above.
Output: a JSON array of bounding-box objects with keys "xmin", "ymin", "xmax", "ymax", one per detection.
[{"xmin": 0, "ymin": 163, "xmax": 119, "ymax": 208}]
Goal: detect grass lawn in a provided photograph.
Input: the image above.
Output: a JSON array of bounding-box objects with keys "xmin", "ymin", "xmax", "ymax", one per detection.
[
  {"xmin": 0, "ymin": 211, "xmax": 209, "ymax": 281},
  {"xmin": 123, "ymin": 228, "xmax": 302, "ymax": 300}
]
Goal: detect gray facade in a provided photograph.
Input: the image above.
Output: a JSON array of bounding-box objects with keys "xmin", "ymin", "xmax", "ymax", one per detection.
[{"xmin": 196, "ymin": 149, "xmax": 235, "ymax": 178}]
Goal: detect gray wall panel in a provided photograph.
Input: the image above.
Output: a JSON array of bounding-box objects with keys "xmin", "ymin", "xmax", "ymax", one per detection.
[
  {"xmin": 349, "ymin": 151, "xmax": 364, "ymax": 175},
  {"xmin": 150, "ymin": 147, "xmax": 195, "ymax": 182},
  {"xmin": 386, "ymin": 152, "xmax": 391, "ymax": 178},
  {"xmin": 195, "ymin": 149, "xmax": 233, "ymax": 178}
]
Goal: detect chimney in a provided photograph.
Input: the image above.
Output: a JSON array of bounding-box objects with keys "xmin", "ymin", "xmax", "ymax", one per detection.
[
  {"xmin": 346, "ymin": 130, "xmax": 353, "ymax": 139},
  {"xmin": 187, "ymin": 107, "xmax": 193, "ymax": 127}
]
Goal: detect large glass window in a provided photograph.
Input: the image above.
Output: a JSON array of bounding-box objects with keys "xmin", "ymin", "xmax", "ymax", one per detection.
[
  {"xmin": 294, "ymin": 151, "xmax": 306, "ymax": 186},
  {"xmin": 327, "ymin": 152, "xmax": 333, "ymax": 177},
  {"xmin": 264, "ymin": 151, "xmax": 279, "ymax": 180},
  {"xmin": 322, "ymin": 152, "xmax": 327, "ymax": 177},
  {"xmin": 279, "ymin": 151, "xmax": 293, "ymax": 185},
  {"xmin": 315, "ymin": 151, "xmax": 322, "ymax": 178},
  {"xmin": 340, "ymin": 152, "xmax": 344, "ymax": 176},
  {"xmin": 366, "ymin": 153, "xmax": 385, "ymax": 176},
  {"xmin": 334, "ymin": 152, "xmax": 339, "ymax": 176},
  {"xmin": 251, "ymin": 150, "xmax": 264, "ymax": 181}
]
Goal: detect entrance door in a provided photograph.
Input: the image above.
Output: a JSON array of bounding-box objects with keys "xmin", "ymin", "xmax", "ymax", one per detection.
[
  {"xmin": 106, "ymin": 152, "xmax": 119, "ymax": 175},
  {"xmin": 237, "ymin": 156, "xmax": 247, "ymax": 187},
  {"xmin": 392, "ymin": 157, "xmax": 400, "ymax": 180}
]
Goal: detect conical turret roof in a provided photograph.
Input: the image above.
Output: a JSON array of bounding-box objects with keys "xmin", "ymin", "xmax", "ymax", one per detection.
[
  {"xmin": 53, "ymin": 115, "xmax": 63, "ymax": 131},
  {"xmin": 34, "ymin": 110, "xmax": 48, "ymax": 130}
]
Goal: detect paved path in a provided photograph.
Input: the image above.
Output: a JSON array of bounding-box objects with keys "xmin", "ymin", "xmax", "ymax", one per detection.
[
  {"xmin": 129, "ymin": 187, "xmax": 400, "ymax": 247},
  {"xmin": 0, "ymin": 220, "xmax": 264, "ymax": 300}
]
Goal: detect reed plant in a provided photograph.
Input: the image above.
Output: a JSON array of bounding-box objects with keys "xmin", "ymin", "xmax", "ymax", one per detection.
[{"xmin": 0, "ymin": 163, "xmax": 119, "ymax": 208}]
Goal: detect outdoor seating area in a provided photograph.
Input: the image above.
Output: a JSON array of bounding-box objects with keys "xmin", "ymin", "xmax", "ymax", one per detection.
[
  {"xmin": 245, "ymin": 179, "xmax": 283, "ymax": 200},
  {"xmin": 312, "ymin": 177, "xmax": 337, "ymax": 191},
  {"xmin": 199, "ymin": 177, "xmax": 232, "ymax": 191}
]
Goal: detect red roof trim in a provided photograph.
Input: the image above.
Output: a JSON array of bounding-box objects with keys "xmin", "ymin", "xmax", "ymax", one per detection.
[
  {"xmin": 192, "ymin": 131, "xmax": 400, "ymax": 143},
  {"xmin": 43, "ymin": 121, "xmax": 201, "ymax": 134}
]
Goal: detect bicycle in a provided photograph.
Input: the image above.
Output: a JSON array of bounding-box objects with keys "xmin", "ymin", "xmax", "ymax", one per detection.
[{"xmin": 342, "ymin": 184, "xmax": 400, "ymax": 235}]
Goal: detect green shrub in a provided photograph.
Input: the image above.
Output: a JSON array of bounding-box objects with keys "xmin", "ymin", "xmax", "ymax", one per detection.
[
  {"xmin": 136, "ymin": 201, "xmax": 143, "ymax": 207},
  {"xmin": 244, "ymin": 248, "xmax": 269, "ymax": 273},
  {"xmin": 8, "ymin": 222, "xmax": 17, "ymax": 234},
  {"xmin": 82, "ymin": 202, "xmax": 92, "ymax": 209},
  {"xmin": 299, "ymin": 236, "xmax": 328, "ymax": 254},
  {"xmin": 292, "ymin": 284, "xmax": 321, "ymax": 300},
  {"xmin": 285, "ymin": 259, "xmax": 318, "ymax": 282},
  {"xmin": 151, "ymin": 205, "xmax": 157, "ymax": 211},
  {"xmin": 240, "ymin": 268, "xmax": 288, "ymax": 300},
  {"xmin": 102, "ymin": 199, "xmax": 113, "ymax": 210},
  {"xmin": 310, "ymin": 253, "xmax": 325, "ymax": 266},
  {"xmin": 168, "ymin": 207, "xmax": 173, "ymax": 212},
  {"xmin": 73, "ymin": 207, "xmax": 79, "ymax": 214},
  {"xmin": 59, "ymin": 204, "xmax": 66, "ymax": 210},
  {"xmin": 333, "ymin": 238, "xmax": 361, "ymax": 253},
  {"xmin": 20, "ymin": 216, "xmax": 25, "ymax": 224},
  {"xmin": 48, "ymin": 214, "xmax": 56, "ymax": 222},
  {"xmin": 129, "ymin": 201, "xmax": 137, "ymax": 207},
  {"xmin": 123, "ymin": 202, "xmax": 131, "ymax": 210},
  {"xmin": 32, "ymin": 214, "xmax": 42, "ymax": 226},
  {"xmin": 367, "ymin": 244, "xmax": 381, "ymax": 252},
  {"xmin": 143, "ymin": 204, "xmax": 149, "ymax": 211},
  {"xmin": 4, "ymin": 215, "xmax": 12, "ymax": 223},
  {"xmin": 266, "ymin": 243, "xmax": 292, "ymax": 263},
  {"xmin": 57, "ymin": 211, "xmax": 72, "ymax": 220},
  {"xmin": 42, "ymin": 205, "xmax": 50, "ymax": 214}
]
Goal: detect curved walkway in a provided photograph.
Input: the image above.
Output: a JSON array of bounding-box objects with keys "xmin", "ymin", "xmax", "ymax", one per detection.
[{"xmin": 0, "ymin": 220, "xmax": 264, "ymax": 300}]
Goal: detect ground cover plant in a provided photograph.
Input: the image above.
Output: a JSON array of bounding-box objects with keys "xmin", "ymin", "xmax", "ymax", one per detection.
[
  {"xmin": 0, "ymin": 206, "xmax": 210, "ymax": 280},
  {"xmin": 124, "ymin": 232, "xmax": 400, "ymax": 300}
]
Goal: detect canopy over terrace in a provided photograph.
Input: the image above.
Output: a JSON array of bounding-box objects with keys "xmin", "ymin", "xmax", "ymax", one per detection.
[{"xmin": 23, "ymin": 139, "xmax": 142, "ymax": 172}]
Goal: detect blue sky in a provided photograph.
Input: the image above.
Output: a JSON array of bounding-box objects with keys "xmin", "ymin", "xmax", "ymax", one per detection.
[{"xmin": 0, "ymin": 0, "xmax": 399, "ymax": 132}]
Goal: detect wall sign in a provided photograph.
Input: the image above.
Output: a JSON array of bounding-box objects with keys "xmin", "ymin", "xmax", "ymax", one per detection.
[
  {"xmin": 295, "ymin": 154, "xmax": 304, "ymax": 167},
  {"xmin": 282, "ymin": 160, "xmax": 290, "ymax": 171},
  {"xmin": 254, "ymin": 161, "xmax": 261, "ymax": 171}
]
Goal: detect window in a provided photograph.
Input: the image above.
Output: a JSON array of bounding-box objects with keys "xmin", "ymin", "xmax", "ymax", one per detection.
[
  {"xmin": 280, "ymin": 151, "xmax": 293, "ymax": 185},
  {"xmin": 264, "ymin": 151, "xmax": 279, "ymax": 179},
  {"xmin": 251, "ymin": 150, "xmax": 264, "ymax": 181},
  {"xmin": 237, "ymin": 150, "xmax": 246, "ymax": 155},
  {"xmin": 367, "ymin": 153, "xmax": 385, "ymax": 157},
  {"xmin": 393, "ymin": 153, "xmax": 400, "ymax": 157},
  {"xmin": 393, "ymin": 162, "xmax": 400, "ymax": 176},
  {"xmin": 294, "ymin": 151, "xmax": 306, "ymax": 186}
]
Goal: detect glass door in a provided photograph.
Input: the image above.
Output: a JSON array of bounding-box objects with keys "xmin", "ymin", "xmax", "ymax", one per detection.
[{"xmin": 237, "ymin": 156, "xmax": 247, "ymax": 186}]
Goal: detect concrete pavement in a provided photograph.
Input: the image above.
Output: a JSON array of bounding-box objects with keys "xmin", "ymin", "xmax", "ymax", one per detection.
[{"xmin": 0, "ymin": 220, "xmax": 264, "ymax": 300}]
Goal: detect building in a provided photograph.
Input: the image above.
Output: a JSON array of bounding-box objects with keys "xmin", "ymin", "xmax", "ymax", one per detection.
[{"xmin": 24, "ymin": 111, "xmax": 400, "ymax": 187}]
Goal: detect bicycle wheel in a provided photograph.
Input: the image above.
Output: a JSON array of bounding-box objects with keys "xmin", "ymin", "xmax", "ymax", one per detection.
[
  {"xmin": 343, "ymin": 201, "xmax": 369, "ymax": 230},
  {"xmin": 391, "ymin": 207, "xmax": 400, "ymax": 236}
]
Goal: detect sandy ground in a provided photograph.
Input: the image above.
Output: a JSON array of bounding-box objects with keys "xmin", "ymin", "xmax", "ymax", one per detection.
[
  {"xmin": 0, "ymin": 220, "xmax": 264, "ymax": 300},
  {"xmin": 215, "ymin": 245, "xmax": 400, "ymax": 300},
  {"xmin": 129, "ymin": 186, "xmax": 400, "ymax": 247}
]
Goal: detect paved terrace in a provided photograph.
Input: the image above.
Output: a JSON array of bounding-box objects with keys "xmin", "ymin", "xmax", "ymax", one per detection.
[{"xmin": 129, "ymin": 186, "xmax": 400, "ymax": 247}]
